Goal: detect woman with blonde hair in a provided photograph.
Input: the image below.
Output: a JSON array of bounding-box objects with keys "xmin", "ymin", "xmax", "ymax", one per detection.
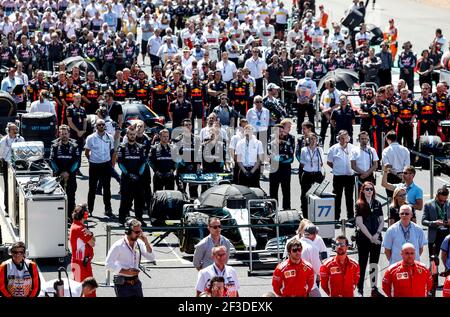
[
  {"xmin": 283, "ymin": 219, "xmax": 328, "ymax": 260},
  {"xmin": 388, "ymin": 187, "xmax": 416, "ymax": 226}
]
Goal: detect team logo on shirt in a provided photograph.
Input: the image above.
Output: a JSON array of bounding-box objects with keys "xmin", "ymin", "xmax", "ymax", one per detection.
[
  {"xmin": 396, "ymin": 272, "xmax": 409, "ymax": 280},
  {"xmin": 284, "ymin": 270, "xmax": 296, "ymax": 278},
  {"xmin": 330, "ymin": 267, "xmax": 341, "ymax": 274}
]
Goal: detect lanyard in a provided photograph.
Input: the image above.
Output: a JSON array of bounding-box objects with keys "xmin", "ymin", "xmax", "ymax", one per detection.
[
  {"xmin": 213, "ymin": 265, "xmax": 226, "ymax": 277},
  {"xmin": 307, "ymin": 147, "xmax": 321, "ymax": 171},
  {"xmin": 401, "ymin": 224, "xmax": 411, "ymax": 243},
  {"xmin": 435, "ymin": 201, "xmax": 446, "ymax": 220},
  {"xmin": 362, "ymin": 147, "xmax": 373, "ymax": 168},
  {"xmin": 124, "ymin": 238, "xmax": 141, "ymax": 269}
]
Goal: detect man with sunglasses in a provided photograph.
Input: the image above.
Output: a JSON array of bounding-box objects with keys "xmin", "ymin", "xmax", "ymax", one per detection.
[
  {"xmin": 0, "ymin": 241, "xmax": 41, "ymax": 297},
  {"xmin": 272, "ymin": 238, "xmax": 314, "ymax": 297},
  {"xmin": 85, "ymin": 118, "xmax": 115, "ymax": 217},
  {"xmin": 196, "ymin": 245, "xmax": 239, "ymax": 297},
  {"xmin": 320, "ymin": 235, "xmax": 360, "ymax": 297},
  {"xmin": 383, "ymin": 205, "xmax": 427, "ymax": 265},
  {"xmin": 382, "ymin": 165, "xmax": 423, "ymax": 212},
  {"xmin": 382, "ymin": 243, "xmax": 432, "ymax": 297},
  {"xmin": 193, "ymin": 217, "xmax": 232, "ymax": 271}
]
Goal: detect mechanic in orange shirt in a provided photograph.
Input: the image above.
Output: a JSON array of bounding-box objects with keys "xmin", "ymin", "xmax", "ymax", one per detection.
[
  {"xmin": 382, "ymin": 243, "xmax": 432, "ymax": 297},
  {"xmin": 272, "ymin": 238, "xmax": 315, "ymax": 297},
  {"xmin": 320, "ymin": 235, "xmax": 360, "ymax": 297},
  {"xmin": 69, "ymin": 204, "xmax": 96, "ymax": 297},
  {"xmin": 384, "ymin": 18, "xmax": 398, "ymax": 61}
]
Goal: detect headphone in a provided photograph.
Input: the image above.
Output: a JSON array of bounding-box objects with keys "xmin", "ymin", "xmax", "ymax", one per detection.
[
  {"xmin": 402, "ymin": 42, "xmax": 412, "ymax": 50},
  {"xmin": 73, "ymin": 204, "xmax": 89, "ymax": 221},
  {"xmin": 125, "ymin": 217, "xmax": 137, "ymax": 235},
  {"xmin": 336, "ymin": 130, "xmax": 350, "ymax": 142},
  {"xmin": 8, "ymin": 241, "xmax": 26, "ymax": 257},
  {"xmin": 5, "ymin": 122, "xmax": 19, "ymax": 134}
]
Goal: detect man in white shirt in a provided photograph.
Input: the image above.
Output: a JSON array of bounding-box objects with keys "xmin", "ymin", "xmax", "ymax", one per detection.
[
  {"xmin": 156, "ymin": 36, "xmax": 178, "ymax": 65},
  {"xmin": 147, "ymin": 29, "xmax": 162, "ymax": 68},
  {"xmin": 105, "ymin": 218, "xmax": 155, "ymax": 297},
  {"xmin": 216, "ymin": 52, "xmax": 237, "ymax": 84},
  {"xmin": 244, "ymin": 48, "xmax": 267, "ymax": 96},
  {"xmin": 308, "ymin": 19, "xmax": 324, "ymax": 50},
  {"xmin": 196, "ymin": 245, "xmax": 239, "ymax": 297},
  {"xmin": 235, "ymin": 124, "xmax": 264, "ymax": 188},
  {"xmin": 84, "ymin": 118, "xmax": 115, "ymax": 217},
  {"xmin": 246, "ymin": 95, "xmax": 270, "ymax": 137},
  {"xmin": 203, "ymin": 22, "xmax": 220, "ymax": 48},
  {"xmin": 381, "ymin": 130, "xmax": 410, "ymax": 198},
  {"xmin": 328, "ymin": 23, "xmax": 347, "ymax": 51},
  {"xmin": 259, "ymin": 16, "xmax": 275, "ymax": 47},
  {"xmin": 0, "ymin": 123, "xmax": 24, "ymax": 212},
  {"xmin": 319, "ymin": 79, "xmax": 340, "ymax": 144},
  {"xmin": 301, "ymin": 225, "xmax": 324, "ymax": 297},
  {"xmin": 29, "ymin": 90, "xmax": 56, "ymax": 116},
  {"xmin": 327, "ymin": 130, "xmax": 355, "ymax": 222},
  {"xmin": 351, "ymin": 131, "xmax": 379, "ymax": 190},
  {"xmin": 287, "ymin": 22, "xmax": 303, "ymax": 49}
]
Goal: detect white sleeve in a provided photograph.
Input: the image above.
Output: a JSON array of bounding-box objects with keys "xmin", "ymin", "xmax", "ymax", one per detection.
[
  {"xmin": 372, "ymin": 148, "xmax": 379, "ymax": 161},
  {"xmin": 105, "ymin": 244, "xmax": 122, "ymax": 274},
  {"xmin": 138, "ymin": 240, "xmax": 155, "ymax": 262},
  {"xmin": 299, "ymin": 147, "xmax": 307, "ymax": 166},
  {"xmin": 327, "ymin": 147, "xmax": 333, "ymax": 163},
  {"xmin": 195, "ymin": 271, "xmax": 208, "ymax": 293},
  {"xmin": 257, "ymin": 140, "xmax": 264, "ymax": 155}
]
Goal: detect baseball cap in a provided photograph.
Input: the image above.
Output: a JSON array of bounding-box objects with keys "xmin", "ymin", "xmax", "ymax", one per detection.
[
  {"xmin": 153, "ymin": 65, "xmax": 162, "ymax": 71},
  {"xmin": 267, "ymin": 83, "xmax": 280, "ymax": 90},
  {"xmin": 304, "ymin": 224, "xmax": 319, "ymax": 235}
]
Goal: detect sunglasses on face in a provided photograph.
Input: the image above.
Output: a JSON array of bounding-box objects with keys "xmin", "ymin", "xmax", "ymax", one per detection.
[
  {"xmin": 210, "ymin": 225, "xmax": 221, "ymax": 229},
  {"xmin": 255, "ymin": 100, "xmax": 262, "ymax": 103},
  {"xmin": 397, "ymin": 193, "xmax": 406, "ymax": 198},
  {"xmin": 97, "ymin": 123, "xmax": 105, "ymax": 127},
  {"xmin": 216, "ymin": 253, "xmax": 226, "ymax": 257},
  {"xmin": 12, "ymin": 250, "xmax": 24, "ymax": 255},
  {"xmin": 364, "ymin": 188, "xmax": 374, "ymax": 192},
  {"xmin": 291, "ymin": 247, "xmax": 302, "ymax": 253},
  {"xmin": 133, "ymin": 230, "xmax": 142, "ymax": 234},
  {"xmin": 400, "ymin": 212, "xmax": 410, "ymax": 216},
  {"xmin": 335, "ymin": 242, "xmax": 347, "ymax": 247}
]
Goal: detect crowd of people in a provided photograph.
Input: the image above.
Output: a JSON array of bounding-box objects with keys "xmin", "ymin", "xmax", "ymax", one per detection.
[{"xmin": 0, "ymin": 0, "xmax": 449, "ymax": 298}]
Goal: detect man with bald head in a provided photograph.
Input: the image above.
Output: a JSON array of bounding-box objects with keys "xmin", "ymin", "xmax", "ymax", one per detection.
[{"xmin": 382, "ymin": 243, "xmax": 432, "ymax": 297}]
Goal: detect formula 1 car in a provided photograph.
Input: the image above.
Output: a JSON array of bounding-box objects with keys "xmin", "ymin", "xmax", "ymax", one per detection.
[{"xmin": 175, "ymin": 184, "xmax": 302, "ymax": 254}]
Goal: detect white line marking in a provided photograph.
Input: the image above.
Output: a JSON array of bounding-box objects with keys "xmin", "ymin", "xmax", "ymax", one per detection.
[{"xmin": 162, "ymin": 238, "xmax": 192, "ymax": 265}]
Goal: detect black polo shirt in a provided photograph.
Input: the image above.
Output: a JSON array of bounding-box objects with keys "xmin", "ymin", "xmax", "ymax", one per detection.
[{"xmin": 331, "ymin": 105, "xmax": 355, "ymax": 136}]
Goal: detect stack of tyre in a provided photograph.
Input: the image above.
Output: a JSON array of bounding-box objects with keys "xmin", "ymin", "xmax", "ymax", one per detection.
[{"xmin": 20, "ymin": 112, "xmax": 57, "ymax": 158}]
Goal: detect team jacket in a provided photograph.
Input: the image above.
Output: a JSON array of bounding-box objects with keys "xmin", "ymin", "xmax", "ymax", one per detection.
[
  {"xmin": 272, "ymin": 258, "xmax": 314, "ymax": 297},
  {"xmin": 320, "ymin": 256, "xmax": 360, "ymax": 297},
  {"xmin": 415, "ymin": 96, "xmax": 437, "ymax": 123},
  {"xmin": 382, "ymin": 261, "xmax": 432, "ymax": 297},
  {"xmin": 49, "ymin": 140, "xmax": 79, "ymax": 175},
  {"xmin": 117, "ymin": 142, "xmax": 146, "ymax": 178},
  {"xmin": 0, "ymin": 259, "xmax": 41, "ymax": 297}
]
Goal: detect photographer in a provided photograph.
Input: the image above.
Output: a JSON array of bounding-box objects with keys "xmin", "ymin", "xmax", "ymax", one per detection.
[{"xmin": 105, "ymin": 218, "xmax": 155, "ymax": 297}]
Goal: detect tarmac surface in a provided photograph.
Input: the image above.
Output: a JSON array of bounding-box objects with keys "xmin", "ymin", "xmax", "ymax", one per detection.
[{"xmin": 1, "ymin": 0, "xmax": 450, "ymax": 298}]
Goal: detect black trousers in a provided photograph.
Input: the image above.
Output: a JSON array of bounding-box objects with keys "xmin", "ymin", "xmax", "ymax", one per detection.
[
  {"xmin": 153, "ymin": 173, "xmax": 175, "ymax": 192},
  {"xmin": 269, "ymin": 164, "xmax": 292, "ymax": 210},
  {"xmin": 296, "ymin": 103, "xmax": 315, "ymax": 133},
  {"xmin": 378, "ymin": 68, "xmax": 392, "ymax": 86},
  {"xmin": 70, "ymin": 132, "xmax": 85, "ymax": 172},
  {"xmin": 356, "ymin": 174, "xmax": 375, "ymax": 193},
  {"xmin": 142, "ymin": 166, "xmax": 152, "ymax": 211},
  {"xmin": 356, "ymin": 235, "xmax": 382, "ymax": 292},
  {"xmin": 320, "ymin": 113, "xmax": 333, "ymax": 145},
  {"xmin": 428, "ymin": 228, "xmax": 450, "ymax": 258},
  {"xmin": 2, "ymin": 160, "xmax": 8, "ymax": 213},
  {"xmin": 300, "ymin": 171, "xmax": 325, "ymax": 219},
  {"xmin": 400, "ymin": 68, "xmax": 414, "ymax": 92},
  {"xmin": 397, "ymin": 123, "xmax": 414, "ymax": 150},
  {"xmin": 88, "ymin": 162, "xmax": 112, "ymax": 214},
  {"xmin": 255, "ymin": 78, "xmax": 264, "ymax": 96},
  {"xmin": 61, "ymin": 174, "xmax": 77, "ymax": 221},
  {"xmin": 114, "ymin": 279, "xmax": 143, "ymax": 297},
  {"xmin": 150, "ymin": 54, "xmax": 160, "ymax": 69},
  {"xmin": 386, "ymin": 173, "xmax": 402, "ymax": 198},
  {"xmin": 332, "ymin": 175, "xmax": 355, "ymax": 221},
  {"xmin": 119, "ymin": 176, "xmax": 145, "ymax": 224},
  {"xmin": 237, "ymin": 167, "xmax": 260, "ymax": 188}
]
